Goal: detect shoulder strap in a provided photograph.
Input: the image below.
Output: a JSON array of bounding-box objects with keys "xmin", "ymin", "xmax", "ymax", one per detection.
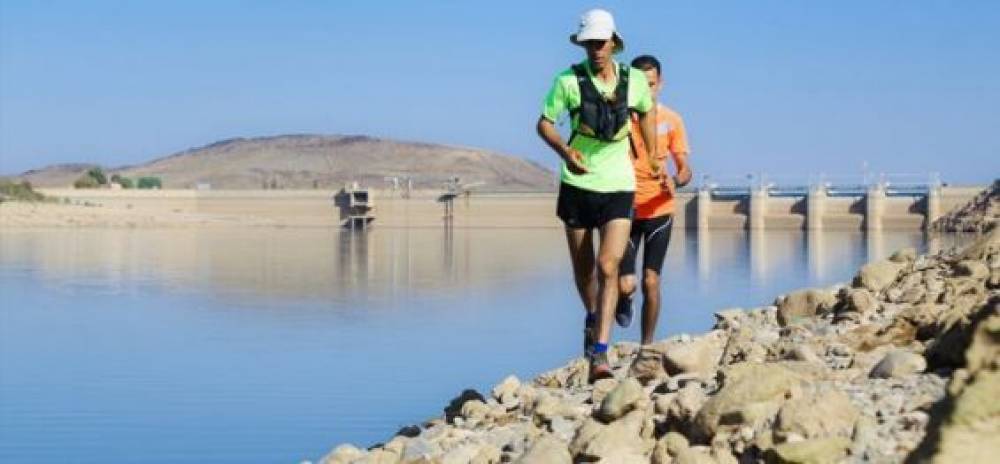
[
  {"xmin": 615, "ymin": 63, "xmax": 630, "ymax": 102},
  {"xmin": 569, "ymin": 64, "xmax": 589, "ymax": 116}
]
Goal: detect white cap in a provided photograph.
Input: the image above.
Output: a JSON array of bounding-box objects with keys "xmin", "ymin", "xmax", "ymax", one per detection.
[{"xmin": 570, "ymin": 9, "xmax": 624, "ymax": 53}]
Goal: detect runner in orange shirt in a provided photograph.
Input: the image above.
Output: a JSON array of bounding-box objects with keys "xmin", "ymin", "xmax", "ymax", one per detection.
[{"xmin": 615, "ymin": 54, "xmax": 693, "ymax": 345}]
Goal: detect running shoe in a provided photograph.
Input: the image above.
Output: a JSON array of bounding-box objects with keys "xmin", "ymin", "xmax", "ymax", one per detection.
[
  {"xmin": 588, "ymin": 351, "xmax": 613, "ymax": 383},
  {"xmin": 615, "ymin": 292, "xmax": 634, "ymax": 328}
]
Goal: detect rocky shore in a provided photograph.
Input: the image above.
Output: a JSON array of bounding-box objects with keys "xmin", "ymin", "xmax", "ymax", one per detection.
[
  {"xmin": 933, "ymin": 180, "xmax": 998, "ymax": 233},
  {"xmin": 317, "ymin": 229, "xmax": 999, "ymax": 464}
]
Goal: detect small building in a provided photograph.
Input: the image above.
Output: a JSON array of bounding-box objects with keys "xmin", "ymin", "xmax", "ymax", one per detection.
[{"xmin": 333, "ymin": 183, "xmax": 375, "ymax": 230}]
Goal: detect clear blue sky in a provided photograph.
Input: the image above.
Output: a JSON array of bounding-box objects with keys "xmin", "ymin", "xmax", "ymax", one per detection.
[{"xmin": 1, "ymin": 1, "xmax": 998, "ymax": 184}]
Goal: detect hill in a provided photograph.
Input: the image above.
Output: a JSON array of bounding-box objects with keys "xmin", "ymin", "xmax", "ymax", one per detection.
[{"xmin": 15, "ymin": 134, "xmax": 556, "ymax": 191}]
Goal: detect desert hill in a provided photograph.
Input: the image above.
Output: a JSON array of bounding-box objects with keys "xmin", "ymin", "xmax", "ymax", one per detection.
[{"xmin": 16, "ymin": 134, "xmax": 556, "ymax": 191}]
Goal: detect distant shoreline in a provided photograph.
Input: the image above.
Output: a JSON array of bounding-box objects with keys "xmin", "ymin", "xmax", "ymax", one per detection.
[{"xmin": 0, "ymin": 186, "xmax": 986, "ymax": 231}]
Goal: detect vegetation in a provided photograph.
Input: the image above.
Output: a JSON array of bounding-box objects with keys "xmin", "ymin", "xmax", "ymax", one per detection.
[
  {"xmin": 0, "ymin": 179, "xmax": 46, "ymax": 202},
  {"xmin": 136, "ymin": 176, "xmax": 162, "ymax": 189},
  {"xmin": 73, "ymin": 175, "xmax": 101, "ymax": 189},
  {"xmin": 74, "ymin": 167, "xmax": 108, "ymax": 189},
  {"xmin": 110, "ymin": 174, "xmax": 134, "ymax": 189}
]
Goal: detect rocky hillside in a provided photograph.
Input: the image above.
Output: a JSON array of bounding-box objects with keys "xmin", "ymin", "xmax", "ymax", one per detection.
[
  {"xmin": 933, "ymin": 180, "xmax": 999, "ymax": 233},
  {"xmin": 317, "ymin": 229, "xmax": 1000, "ymax": 464},
  {"xmin": 16, "ymin": 135, "xmax": 556, "ymax": 191}
]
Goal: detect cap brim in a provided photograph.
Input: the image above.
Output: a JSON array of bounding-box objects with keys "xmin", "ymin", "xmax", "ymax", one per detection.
[{"xmin": 570, "ymin": 32, "xmax": 625, "ymax": 54}]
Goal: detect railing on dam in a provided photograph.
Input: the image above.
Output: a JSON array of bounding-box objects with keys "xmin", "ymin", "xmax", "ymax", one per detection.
[
  {"xmin": 697, "ymin": 172, "xmax": 942, "ymax": 198},
  {"xmin": 685, "ymin": 173, "xmax": 964, "ymax": 232}
]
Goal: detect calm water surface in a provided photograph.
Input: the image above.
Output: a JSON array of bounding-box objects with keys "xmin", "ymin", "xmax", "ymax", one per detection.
[{"xmin": 0, "ymin": 227, "xmax": 969, "ymax": 463}]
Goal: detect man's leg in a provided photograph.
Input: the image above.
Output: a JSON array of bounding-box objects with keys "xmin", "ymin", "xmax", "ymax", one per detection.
[
  {"xmin": 564, "ymin": 227, "xmax": 597, "ymax": 314},
  {"xmin": 638, "ymin": 215, "xmax": 673, "ymax": 345},
  {"xmin": 595, "ymin": 218, "xmax": 632, "ymax": 345},
  {"xmin": 616, "ymin": 220, "xmax": 642, "ymax": 327},
  {"xmin": 640, "ymin": 269, "xmax": 661, "ymax": 345},
  {"xmin": 565, "ymin": 227, "xmax": 598, "ymax": 355}
]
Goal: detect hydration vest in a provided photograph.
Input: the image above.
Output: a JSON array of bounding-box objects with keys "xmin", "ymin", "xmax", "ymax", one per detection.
[{"xmin": 569, "ymin": 62, "xmax": 631, "ymax": 142}]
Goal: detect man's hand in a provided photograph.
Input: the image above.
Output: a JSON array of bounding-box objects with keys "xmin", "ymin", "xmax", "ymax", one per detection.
[
  {"xmin": 675, "ymin": 165, "xmax": 692, "ymax": 187},
  {"xmin": 562, "ymin": 146, "xmax": 588, "ymax": 175},
  {"xmin": 672, "ymin": 154, "xmax": 692, "ymax": 188},
  {"xmin": 537, "ymin": 116, "xmax": 587, "ymax": 175},
  {"xmin": 658, "ymin": 170, "xmax": 675, "ymax": 196}
]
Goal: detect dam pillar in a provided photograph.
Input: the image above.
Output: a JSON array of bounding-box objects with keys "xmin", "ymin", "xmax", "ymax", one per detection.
[
  {"xmin": 697, "ymin": 187, "xmax": 711, "ymax": 231},
  {"xmin": 806, "ymin": 185, "xmax": 826, "ymax": 231},
  {"xmin": 925, "ymin": 185, "xmax": 942, "ymax": 231},
  {"xmin": 866, "ymin": 184, "xmax": 885, "ymax": 232},
  {"xmin": 749, "ymin": 186, "xmax": 767, "ymax": 231}
]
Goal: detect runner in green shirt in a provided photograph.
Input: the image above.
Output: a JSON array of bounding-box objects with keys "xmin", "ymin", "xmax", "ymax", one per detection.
[{"xmin": 535, "ymin": 8, "xmax": 658, "ymax": 382}]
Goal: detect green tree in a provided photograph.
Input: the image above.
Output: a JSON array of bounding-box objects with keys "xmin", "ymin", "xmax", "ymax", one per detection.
[
  {"xmin": 74, "ymin": 175, "xmax": 100, "ymax": 189},
  {"xmin": 136, "ymin": 177, "xmax": 162, "ymax": 189},
  {"xmin": 86, "ymin": 167, "xmax": 107, "ymax": 185},
  {"xmin": 110, "ymin": 174, "xmax": 134, "ymax": 189}
]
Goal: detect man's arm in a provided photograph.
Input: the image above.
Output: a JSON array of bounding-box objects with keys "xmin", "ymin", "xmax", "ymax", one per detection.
[
  {"xmin": 637, "ymin": 108, "xmax": 659, "ymax": 176},
  {"xmin": 536, "ymin": 116, "xmax": 587, "ymax": 174},
  {"xmin": 669, "ymin": 115, "xmax": 692, "ymax": 187},
  {"xmin": 671, "ymin": 152, "xmax": 692, "ymax": 187}
]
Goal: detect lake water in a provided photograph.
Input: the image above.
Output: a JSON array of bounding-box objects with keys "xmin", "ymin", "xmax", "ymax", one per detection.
[{"xmin": 0, "ymin": 227, "xmax": 970, "ymax": 463}]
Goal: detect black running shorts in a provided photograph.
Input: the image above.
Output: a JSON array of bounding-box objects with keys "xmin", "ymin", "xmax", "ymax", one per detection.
[
  {"xmin": 620, "ymin": 214, "xmax": 673, "ymax": 275},
  {"xmin": 556, "ymin": 182, "xmax": 634, "ymax": 230}
]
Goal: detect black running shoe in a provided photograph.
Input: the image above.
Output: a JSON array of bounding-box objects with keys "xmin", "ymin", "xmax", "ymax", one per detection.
[{"xmin": 615, "ymin": 292, "xmax": 634, "ymax": 328}]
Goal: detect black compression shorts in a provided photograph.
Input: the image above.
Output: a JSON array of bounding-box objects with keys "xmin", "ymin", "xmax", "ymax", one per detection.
[{"xmin": 619, "ymin": 214, "xmax": 673, "ymax": 275}]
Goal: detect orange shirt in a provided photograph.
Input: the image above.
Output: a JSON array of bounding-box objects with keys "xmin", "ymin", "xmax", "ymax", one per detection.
[{"xmin": 629, "ymin": 103, "xmax": 690, "ymax": 219}]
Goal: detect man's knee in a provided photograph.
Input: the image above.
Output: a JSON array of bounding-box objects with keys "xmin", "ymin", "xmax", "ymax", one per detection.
[
  {"xmin": 642, "ymin": 272, "xmax": 660, "ymax": 293},
  {"xmin": 620, "ymin": 274, "xmax": 637, "ymax": 294},
  {"xmin": 597, "ymin": 255, "xmax": 620, "ymax": 279}
]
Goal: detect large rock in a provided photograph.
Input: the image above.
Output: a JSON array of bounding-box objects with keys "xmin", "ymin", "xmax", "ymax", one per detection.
[
  {"xmin": 590, "ymin": 378, "xmax": 618, "ymax": 405},
  {"xmin": 491, "ymin": 375, "xmax": 521, "ymax": 404},
  {"xmin": 402, "ymin": 437, "xmax": 441, "ymax": 462},
  {"xmin": 356, "ymin": 448, "xmax": 399, "ymax": 464},
  {"xmin": 674, "ymin": 446, "xmax": 718, "ymax": 464},
  {"xmin": 907, "ymin": 312, "xmax": 1000, "ymax": 463},
  {"xmin": 597, "ymin": 377, "xmax": 644, "ymax": 422},
  {"xmin": 579, "ymin": 412, "xmax": 648, "ymax": 462},
  {"xmin": 926, "ymin": 297, "xmax": 997, "ymax": 369},
  {"xmin": 845, "ymin": 288, "xmax": 879, "ymax": 314},
  {"xmin": 777, "ymin": 289, "xmax": 836, "ymax": 326},
  {"xmin": 772, "ymin": 437, "xmax": 851, "ymax": 464},
  {"xmin": 652, "ymin": 431, "xmax": 690, "ymax": 464},
  {"xmin": 870, "ymin": 350, "xmax": 927, "ymax": 379},
  {"xmin": 662, "ymin": 330, "xmax": 727, "ymax": 378},
  {"xmin": 692, "ymin": 363, "xmax": 802, "ymax": 442},
  {"xmin": 320, "ymin": 444, "xmax": 366, "ymax": 464},
  {"xmin": 665, "ymin": 383, "xmax": 708, "ymax": 426},
  {"xmin": 469, "ymin": 444, "xmax": 501, "ymax": 464},
  {"xmin": 628, "ymin": 346, "xmax": 667, "ymax": 383},
  {"xmin": 774, "ymin": 389, "xmax": 859, "ymax": 442},
  {"xmin": 444, "ymin": 389, "xmax": 486, "ymax": 423},
  {"xmin": 516, "ymin": 435, "xmax": 571, "ymax": 464},
  {"xmin": 890, "ymin": 247, "xmax": 918, "ymax": 263},
  {"xmin": 957, "ymin": 226, "xmax": 1000, "ymax": 260},
  {"xmin": 955, "ymin": 260, "xmax": 989, "ymax": 280},
  {"xmin": 854, "ymin": 259, "xmax": 905, "ymax": 293}
]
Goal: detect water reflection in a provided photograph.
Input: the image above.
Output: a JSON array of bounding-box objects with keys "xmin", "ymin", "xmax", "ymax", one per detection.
[
  {"xmin": 0, "ymin": 228, "xmax": 569, "ymax": 304},
  {"xmin": 0, "ymin": 227, "xmax": 976, "ymax": 304},
  {"xmin": 691, "ymin": 228, "xmax": 969, "ymax": 287}
]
